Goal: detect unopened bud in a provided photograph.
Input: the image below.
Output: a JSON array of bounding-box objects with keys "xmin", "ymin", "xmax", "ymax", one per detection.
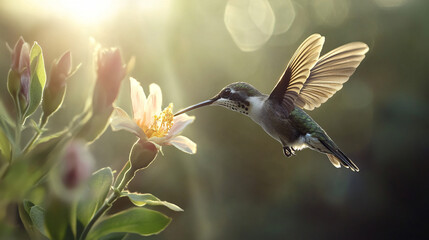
[
  {"xmin": 18, "ymin": 42, "xmax": 30, "ymax": 104},
  {"xmin": 75, "ymin": 48, "xmax": 126, "ymax": 143},
  {"xmin": 92, "ymin": 48, "xmax": 126, "ymax": 114},
  {"xmin": 48, "ymin": 51, "xmax": 72, "ymax": 90},
  {"xmin": 61, "ymin": 141, "xmax": 94, "ymax": 190},
  {"xmin": 42, "ymin": 51, "xmax": 73, "ymax": 118},
  {"xmin": 130, "ymin": 140, "xmax": 158, "ymax": 172},
  {"xmin": 7, "ymin": 37, "xmax": 31, "ymax": 109},
  {"xmin": 10, "ymin": 36, "xmax": 25, "ymax": 72}
]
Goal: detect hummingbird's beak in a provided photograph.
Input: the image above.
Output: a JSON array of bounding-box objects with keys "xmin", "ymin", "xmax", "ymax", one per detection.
[{"xmin": 174, "ymin": 98, "xmax": 217, "ymax": 116}]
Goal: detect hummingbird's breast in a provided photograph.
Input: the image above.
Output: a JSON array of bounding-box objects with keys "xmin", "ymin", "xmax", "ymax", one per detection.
[{"xmin": 247, "ymin": 96, "xmax": 301, "ymax": 146}]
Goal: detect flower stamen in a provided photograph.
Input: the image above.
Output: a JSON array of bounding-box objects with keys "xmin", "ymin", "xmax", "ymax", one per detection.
[{"xmin": 145, "ymin": 103, "xmax": 174, "ymax": 138}]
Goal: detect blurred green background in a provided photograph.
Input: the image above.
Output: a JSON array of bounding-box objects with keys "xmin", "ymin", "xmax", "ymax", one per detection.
[{"xmin": 1, "ymin": 0, "xmax": 428, "ymax": 239}]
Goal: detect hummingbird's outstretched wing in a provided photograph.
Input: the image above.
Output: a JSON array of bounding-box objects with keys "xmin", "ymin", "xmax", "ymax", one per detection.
[
  {"xmin": 294, "ymin": 42, "xmax": 369, "ymax": 110},
  {"xmin": 268, "ymin": 34, "xmax": 325, "ymax": 115}
]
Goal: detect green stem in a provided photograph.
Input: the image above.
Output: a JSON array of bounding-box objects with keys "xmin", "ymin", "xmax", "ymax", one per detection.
[
  {"xmin": 11, "ymin": 120, "xmax": 21, "ymax": 160},
  {"xmin": 78, "ymin": 162, "xmax": 135, "ymax": 240},
  {"xmin": 78, "ymin": 191, "xmax": 119, "ymax": 240},
  {"xmin": 22, "ymin": 113, "xmax": 48, "ymax": 155},
  {"xmin": 1, "ymin": 100, "xmax": 23, "ymax": 180}
]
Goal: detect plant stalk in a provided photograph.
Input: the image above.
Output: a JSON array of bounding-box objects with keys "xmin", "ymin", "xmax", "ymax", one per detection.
[
  {"xmin": 22, "ymin": 113, "xmax": 48, "ymax": 155},
  {"xmin": 78, "ymin": 160, "xmax": 136, "ymax": 240}
]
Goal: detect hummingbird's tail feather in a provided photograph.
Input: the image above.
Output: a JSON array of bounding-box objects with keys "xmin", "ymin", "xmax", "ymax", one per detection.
[{"xmin": 320, "ymin": 140, "xmax": 359, "ymax": 172}]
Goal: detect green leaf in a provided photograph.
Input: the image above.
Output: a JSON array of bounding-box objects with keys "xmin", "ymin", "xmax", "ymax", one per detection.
[
  {"xmin": 121, "ymin": 191, "xmax": 183, "ymax": 212},
  {"xmin": 0, "ymin": 100, "xmax": 14, "ymax": 129},
  {"xmin": 45, "ymin": 198, "xmax": 69, "ymax": 240},
  {"xmin": 99, "ymin": 233, "xmax": 128, "ymax": 240},
  {"xmin": 7, "ymin": 68, "xmax": 20, "ymax": 103},
  {"xmin": 23, "ymin": 199, "xmax": 35, "ymax": 213},
  {"xmin": 87, "ymin": 208, "xmax": 171, "ymax": 240},
  {"xmin": 0, "ymin": 127, "xmax": 11, "ymax": 161},
  {"xmin": 0, "ymin": 131, "xmax": 67, "ymax": 202},
  {"xmin": 18, "ymin": 201, "xmax": 35, "ymax": 237},
  {"xmin": 70, "ymin": 202, "xmax": 78, "ymax": 237},
  {"xmin": 29, "ymin": 205, "xmax": 48, "ymax": 237},
  {"xmin": 0, "ymin": 160, "xmax": 44, "ymax": 201},
  {"xmin": 25, "ymin": 42, "xmax": 46, "ymax": 119},
  {"xmin": 37, "ymin": 128, "xmax": 68, "ymax": 144},
  {"xmin": 77, "ymin": 167, "xmax": 113, "ymax": 226}
]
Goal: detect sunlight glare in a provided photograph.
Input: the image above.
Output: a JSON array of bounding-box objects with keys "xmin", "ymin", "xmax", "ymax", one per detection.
[
  {"xmin": 224, "ymin": 0, "xmax": 275, "ymax": 52},
  {"xmin": 45, "ymin": 0, "xmax": 117, "ymax": 24}
]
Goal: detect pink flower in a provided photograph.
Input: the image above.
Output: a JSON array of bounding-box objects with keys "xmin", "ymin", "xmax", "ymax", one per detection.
[{"xmin": 111, "ymin": 78, "xmax": 196, "ymax": 154}]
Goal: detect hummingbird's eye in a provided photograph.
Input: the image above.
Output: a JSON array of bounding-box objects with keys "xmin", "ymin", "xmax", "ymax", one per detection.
[{"xmin": 221, "ymin": 88, "xmax": 231, "ymax": 98}]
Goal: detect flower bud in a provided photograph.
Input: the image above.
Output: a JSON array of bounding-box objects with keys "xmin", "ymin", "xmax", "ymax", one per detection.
[
  {"xmin": 42, "ymin": 51, "xmax": 73, "ymax": 119},
  {"xmin": 75, "ymin": 48, "xmax": 127, "ymax": 143},
  {"xmin": 10, "ymin": 37, "xmax": 25, "ymax": 72},
  {"xmin": 114, "ymin": 140, "xmax": 158, "ymax": 191},
  {"xmin": 92, "ymin": 48, "xmax": 126, "ymax": 114},
  {"xmin": 60, "ymin": 141, "xmax": 94, "ymax": 190},
  {"xmin": 48, "ymin": 51, "xmax": 72, "ymax": 90},
  {"xmin": 7, "ymin": 37, "xmax": 31, "ymax": 109},
  {"xmin": 130, "ymin": 140, "xmax": 158, "ymax": 172},
  {"xmin": 18, "ymin": 42, "xmax": 31, "ymax": 104}
]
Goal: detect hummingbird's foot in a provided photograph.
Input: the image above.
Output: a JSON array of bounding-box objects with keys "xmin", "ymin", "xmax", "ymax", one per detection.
[{"xmin": 283, "ymin": 146, "xmax": 296, "ymax": 157}]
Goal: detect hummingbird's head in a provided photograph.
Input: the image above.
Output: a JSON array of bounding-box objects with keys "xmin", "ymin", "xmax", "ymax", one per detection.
[{"xmin": 174, "ymin": 82, "xmax": 262, "ymax": 116}]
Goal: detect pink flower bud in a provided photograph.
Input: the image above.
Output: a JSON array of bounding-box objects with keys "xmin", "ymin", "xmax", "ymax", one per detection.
[
  {"xmin": 18, "ymin": 42, "xmax": 31, "ymax": 103},
  {"xmin": 10, "ymin": 37, "xmax": 25, "ymax": 72},
  {"xmin": 42, "ymin": 51, "xmax": 73, "ymax": 118},
  {"xmin": 61, "ymin": 141, "xmax": 94, "ymax": 189},
  {"xmin": 8, "ymin": 37, "xmax": 31, "ymax": 106},
  {"xmin": 75, "ymin": 48, "xmax": 127, "ymax": 142},
  {"xmin": 92, "ymin": 48, "xmax": 126, "ymax": 113},
  {"xmin": 48, "ymin": 51, "xmax": 72, "ymax": 91}
]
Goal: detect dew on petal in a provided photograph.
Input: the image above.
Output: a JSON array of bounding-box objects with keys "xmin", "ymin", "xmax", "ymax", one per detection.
[{"xmin": 224, "ymin": 0, "xmax": 275, "ymax": 52}]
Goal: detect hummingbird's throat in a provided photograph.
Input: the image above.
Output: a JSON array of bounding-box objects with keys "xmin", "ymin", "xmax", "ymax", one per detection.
[{"xmin": 216, "ymin": 99, "xmax": 249, "ymax": 115}]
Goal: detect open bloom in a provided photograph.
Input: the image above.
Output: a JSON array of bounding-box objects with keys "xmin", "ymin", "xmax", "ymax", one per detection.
[{"xmin": 111, "ymin": 78, "xmax": 196, "ymax": 154}]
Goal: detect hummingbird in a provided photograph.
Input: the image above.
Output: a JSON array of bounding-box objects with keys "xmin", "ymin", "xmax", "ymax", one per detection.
[{"xmin": 175, "ymin": 34, "xmax": 369, "ymax": 172}]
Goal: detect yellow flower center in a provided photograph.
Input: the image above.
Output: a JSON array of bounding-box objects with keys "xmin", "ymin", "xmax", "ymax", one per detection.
[{"xmin": 144, "ymin": 103, "xmax": 174, "ymax": 138}]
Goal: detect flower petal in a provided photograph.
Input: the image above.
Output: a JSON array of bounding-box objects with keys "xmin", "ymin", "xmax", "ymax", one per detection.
[
  {"xmin": 144, "ymin": 83, "xmax": 162, "ymax": 126},
  {"xmin": 110, "ymin": 107, "xmax": 147, "ymax": 140},
  {"xmin": 147, "ymin": 136, "xmax": 165, "ymax": 145},
  {"xmin": 168, "ymin": 114, "xmax": 195, "ymax": 138},
  {"xmin": 130, "ymin": 77, "xmax": 146, "ymax": 122},
  {"xmin": 149, "ymin": 83, "xmax": 162, "ymax": 113},
  {"xmin": 169, "ymin": 135, "xmax": 196, "ymax": 154}
]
